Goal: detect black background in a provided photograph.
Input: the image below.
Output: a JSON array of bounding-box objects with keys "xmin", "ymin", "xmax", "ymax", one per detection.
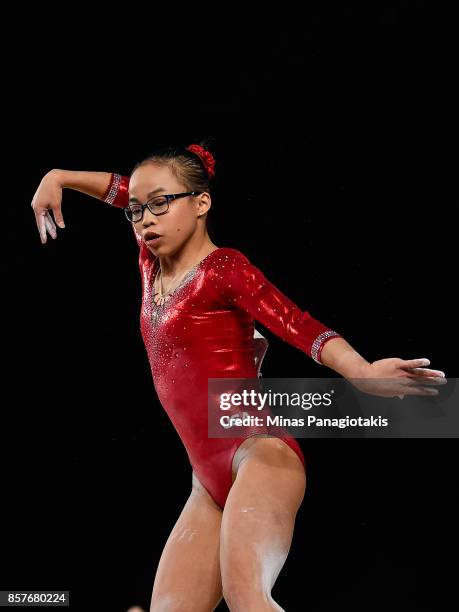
[{"xmin": 2, "ymin": 4, "xmax": 457, "ymax": 611}]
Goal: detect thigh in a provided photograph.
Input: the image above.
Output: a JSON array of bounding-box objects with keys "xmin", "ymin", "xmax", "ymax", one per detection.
[
  {"xmin": 150, "ymin": 473, "xmax": 223, "ymax": 612},
  {"xmin": 221, "ymin": 437, "xmax": 306, "ymax": 598}
]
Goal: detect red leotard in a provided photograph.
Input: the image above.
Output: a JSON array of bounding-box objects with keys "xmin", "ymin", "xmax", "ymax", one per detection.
[{"xmin": 104, "ymin": 174, "xmax": 342, "ymax": 509}]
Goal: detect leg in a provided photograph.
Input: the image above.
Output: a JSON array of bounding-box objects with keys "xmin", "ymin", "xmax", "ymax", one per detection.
[
  {"xmin": 221, "ymin": 437, "xmax": 306, "ymax": 611},
  {"xmin": 149, "ymin": 472, "xmax": 224, "ymax": 612}
]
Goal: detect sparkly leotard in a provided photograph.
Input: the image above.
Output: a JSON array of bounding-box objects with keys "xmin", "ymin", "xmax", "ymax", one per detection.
[{"xmin": 104, "ymin": 174, "xmax": 342, "ymax": 509}]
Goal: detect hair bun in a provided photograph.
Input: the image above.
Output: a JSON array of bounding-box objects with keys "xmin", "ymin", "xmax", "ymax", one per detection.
[{"xmin": 186, "ymin": 144, "xmax": 216, "ymax": 179}]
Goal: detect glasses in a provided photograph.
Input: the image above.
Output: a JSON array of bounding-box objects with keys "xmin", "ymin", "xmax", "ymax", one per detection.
[{"xmin": 125, "ymin": 191, "xmax": 203, "ymax": 222}]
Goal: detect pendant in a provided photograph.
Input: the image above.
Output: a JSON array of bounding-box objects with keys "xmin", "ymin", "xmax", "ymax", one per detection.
[{"xmin": 152, "ymin": 291, "xmax": 170, "ymax": 327}]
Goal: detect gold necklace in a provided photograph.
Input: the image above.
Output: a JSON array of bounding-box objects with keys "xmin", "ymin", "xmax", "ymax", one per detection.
[{"xmin": 153, "ymin": 264, "xmax": 196, "ymax": 307}]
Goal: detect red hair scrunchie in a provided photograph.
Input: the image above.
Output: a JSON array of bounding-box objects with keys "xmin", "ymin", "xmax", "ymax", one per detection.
[{"xmin": 186, "ymin": 144, "xmax": 216, "ymax": 179}]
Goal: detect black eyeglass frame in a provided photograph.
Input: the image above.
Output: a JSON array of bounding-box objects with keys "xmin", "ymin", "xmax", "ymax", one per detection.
[{"xmin": 125, "ymin": 191, "xmax": 203, "ymax": 222}]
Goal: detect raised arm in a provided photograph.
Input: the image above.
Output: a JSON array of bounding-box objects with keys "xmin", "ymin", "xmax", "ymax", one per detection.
[{"xmin": 31, "ymin": 170, "xmax": 153, "ymax": 264}]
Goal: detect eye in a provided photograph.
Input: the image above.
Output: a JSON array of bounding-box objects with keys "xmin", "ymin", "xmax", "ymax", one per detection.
[{"xmin": 150, "ymin": 197, "xmax": 168, "ymax": 207}]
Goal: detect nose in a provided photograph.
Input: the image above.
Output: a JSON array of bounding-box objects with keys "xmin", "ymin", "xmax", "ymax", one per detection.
[{"xmin": 142, "ymin": 206, "xmax": 158, "ymax": 225}]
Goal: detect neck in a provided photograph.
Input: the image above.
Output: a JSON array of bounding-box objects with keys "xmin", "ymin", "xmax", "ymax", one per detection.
[{"xmin": 158, "ymin": 233, "xmax": 219, "ymax": 278}]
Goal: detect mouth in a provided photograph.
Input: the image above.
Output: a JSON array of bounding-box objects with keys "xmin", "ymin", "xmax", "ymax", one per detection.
[{"xmin": 143, "ymin": 231, "xmax": 163, "ymax": 244}]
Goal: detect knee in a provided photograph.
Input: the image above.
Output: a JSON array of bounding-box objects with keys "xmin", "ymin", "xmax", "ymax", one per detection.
[
  {"xmin": 151, "ymin": 592, "xmax": 221, "ymax": 612},
  {"xmin": 223, "ymin": 590, "xmax": 276, "ymax": 611},
  {"xmin": 222, "ymin": 577, "xmax": 271, "ymax": 611},
  {"xmin": 149, "ymin": 594, "xmax": 186, "ymax": 612}
]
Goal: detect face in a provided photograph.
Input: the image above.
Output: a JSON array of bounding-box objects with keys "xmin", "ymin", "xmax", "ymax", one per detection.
[{"xmin": 129, "ymin": 163, "xmax": 210, "ymax": 255}]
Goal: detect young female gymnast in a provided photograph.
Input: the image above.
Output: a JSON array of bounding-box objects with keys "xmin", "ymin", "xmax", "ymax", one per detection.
[{"xmin": 31, "ymin": 143, "xmax": 446, "ymax": 611}]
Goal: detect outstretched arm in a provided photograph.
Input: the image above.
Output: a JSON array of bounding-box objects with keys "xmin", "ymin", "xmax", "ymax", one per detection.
[{"xmin": 208, "ymin": 249, "xmax": 446, "ymax": 390}]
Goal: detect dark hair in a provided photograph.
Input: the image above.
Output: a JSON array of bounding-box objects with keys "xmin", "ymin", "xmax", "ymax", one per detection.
[{"xmin": 132, "ymin": 138, "xmax": 217, "ymax": 238}]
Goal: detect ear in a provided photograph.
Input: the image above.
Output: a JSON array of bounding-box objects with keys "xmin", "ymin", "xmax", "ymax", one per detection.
[{"xmin": 196, "ymin": 192, "xmax": 212, "ymax": 217}]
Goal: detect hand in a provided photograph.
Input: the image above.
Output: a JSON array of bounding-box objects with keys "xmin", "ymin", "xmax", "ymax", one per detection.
[
  {"xmin": 351, "ymin": 358, "xmax": 447, "ymax": 399},
  {"xmin": 31, "ymin": 170, "xmax": 66, "ymax": 244}
]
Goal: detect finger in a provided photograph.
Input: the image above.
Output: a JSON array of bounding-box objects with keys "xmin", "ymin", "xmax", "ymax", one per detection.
[
  {"xmin": 397, "ymin": 376, "xmax": 420, "ymax": 388},
  {"xmin": 403, "ymin": 386, "xmax": 439, "ymax": 396},
  {"xmin": 45, "ymin": 211, "xmax": 57, "ymax": 237},
  {"xmin": 44, "ymin": 213, "xmax": 57, "ymax": 239},
  {"xmin": 399, "ymin": 376, "xmax": 447, "ymax": 388},
  {"xmin": 35, "ymin": 211, "xmax": 47, "ymax": 244},
  {"xmin": 405, "ymin": 375, "xmax": 447, "ymax": 386},
  {"xmin": 400, "ymin": 358, "xmax": 431, "ymax": 369},
  {"xmin": 50, "ymin": 207, "xmax": 65, "ymax": 229},
  {"xmin": 405, "ymin": 367, "xmax": 446, "ymax": 378}
]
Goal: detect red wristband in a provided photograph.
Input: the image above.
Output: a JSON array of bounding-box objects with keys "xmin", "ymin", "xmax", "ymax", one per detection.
[{"xmin": 103, "ymin": 173, "xmax": 130, "ymax": 208}]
